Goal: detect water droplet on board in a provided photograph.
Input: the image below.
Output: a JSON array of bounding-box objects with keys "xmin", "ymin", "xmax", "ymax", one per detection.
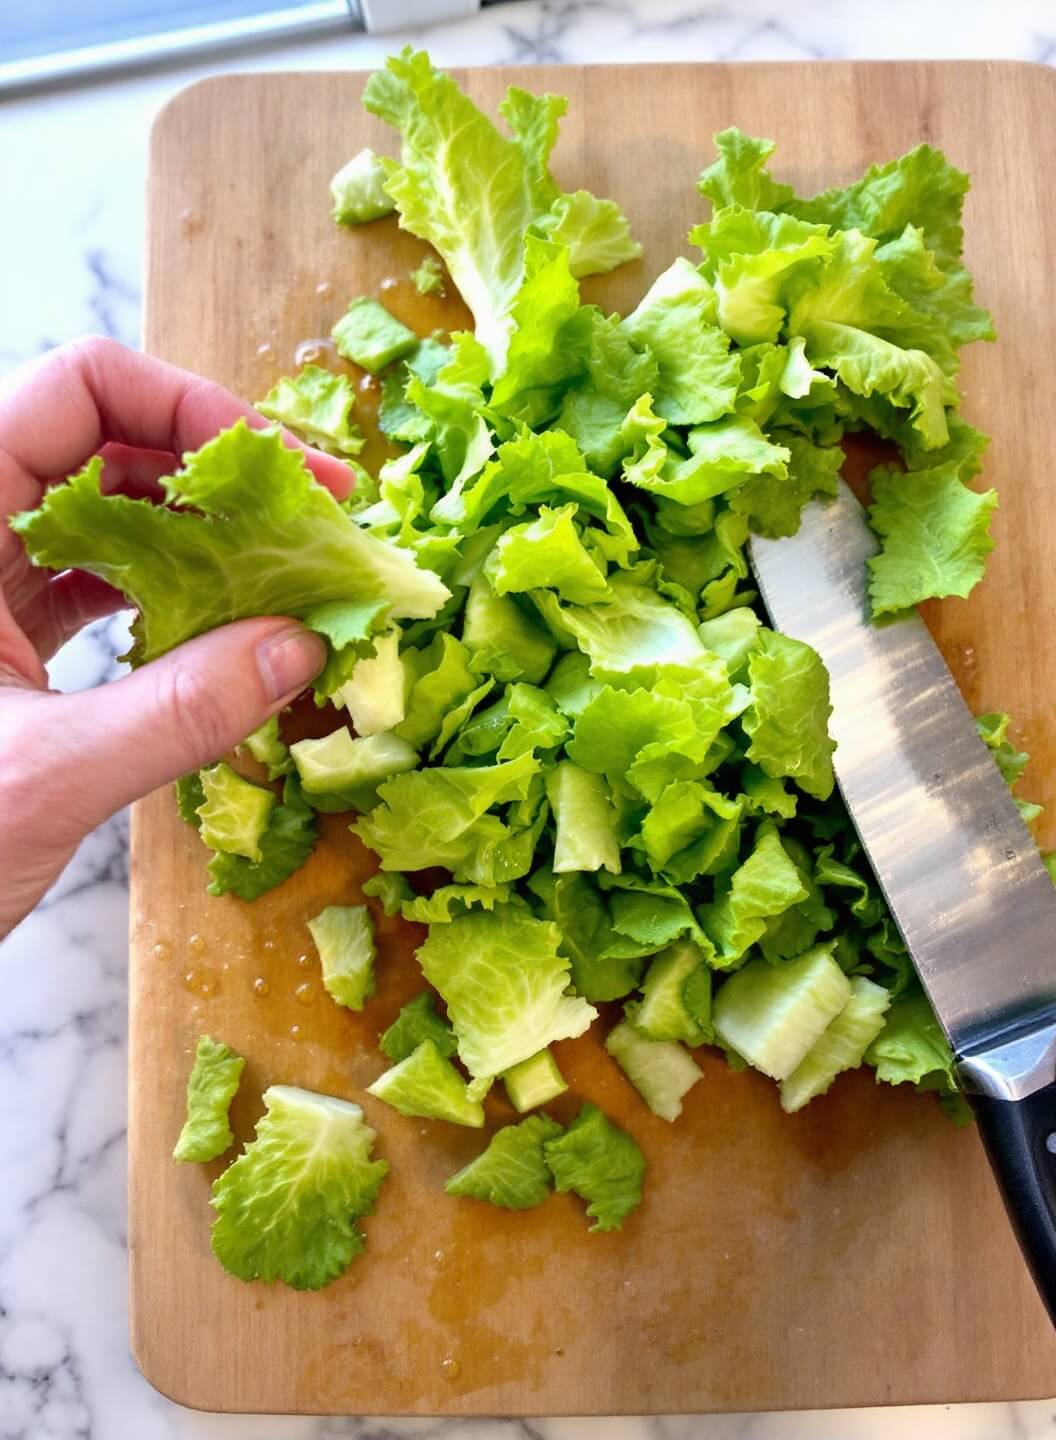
[
  {"xmin": 296, "ymin": 952, "xmax": 312, "ymax": 970},
  {"xmin": 358, "ymin": 373, "xmax": 380, "ymax": 396},
  {"xmin": 316, "ymin": 280, "xmax": 334, "ymax": 299},
  {"xmin": 440, "ymin": 1356, "xmax": 461, "ymax": 1382},
  {"xmin": 252, "ymin": 977, "xmax": 270, "ymax": 998},
  {"xmin": 183, "ymin": 971, "xmax": 199, "ymax": 992},
  {"xmin": 294, "ymin": 337, "xmax": 337, "ymax": 368},
  {"xmin": 262, "ymin": 938, "xmax": 275, "ymax": 953},
  {"xmin": 256, "ymin": 342, "xmax": 275, "ymax": 360},
  {"xmin": 433, "ymin": 1248, "xmax": 446, "ymax": 1265},
  {"xmin": 553, "ymin": 1347, "xmax": 565, "ymax": 1358},
  {"xmin": 152, "ymin": 941, "xmax": 170, "ymax": 961},
  {"xmin": 180, "ymin": 207, "xmax": 204, "ymax": 235},
  {"xmin": 188, "ymin": 932, "xmax": 206, "ymax": 955},
  {"xmin": 289, "ymin": 1024, "xmax": 303, "ymax": 1041},
  {"xmin": 379, "ymin": 275, "xmax": 399, "ymax": 292},
  {"xmin": 622, "ymin": 1280, "xmax": 637, "ymax": 1299},
  {"xmin": 294, "ymin": 982, "xmax": 316, "ymax": 1006}
]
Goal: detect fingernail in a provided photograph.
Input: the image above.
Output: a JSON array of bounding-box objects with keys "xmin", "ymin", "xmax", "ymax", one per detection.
[{"xmin": 256, "ymin": 625, "xmax": 325, "ymax": 701}]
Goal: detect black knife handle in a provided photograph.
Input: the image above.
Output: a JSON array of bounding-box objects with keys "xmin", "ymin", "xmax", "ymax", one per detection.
[{"xmin": 972, "ymin": 1083, "xmax": 1056, "ymax": 1324}]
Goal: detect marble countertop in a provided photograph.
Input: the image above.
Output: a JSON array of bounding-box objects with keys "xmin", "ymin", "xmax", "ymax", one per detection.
[{"xmin": 3, "ymin": 1, "xmax": 1056, "ymax": 1436}]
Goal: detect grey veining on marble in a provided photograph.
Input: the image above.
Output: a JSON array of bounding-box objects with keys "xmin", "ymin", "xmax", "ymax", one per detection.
[{"xmin": 3, "ymin": 1, "xmax": 1056, "ymax": 1436}]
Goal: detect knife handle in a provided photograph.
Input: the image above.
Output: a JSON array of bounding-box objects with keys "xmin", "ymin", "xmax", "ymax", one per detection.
[{"xmin": 972, "ymin": 1086, "xmax": 1056, "ymax": 1324}]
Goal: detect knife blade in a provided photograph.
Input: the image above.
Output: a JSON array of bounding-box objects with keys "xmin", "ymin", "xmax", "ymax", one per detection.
[{"xmin": 749, "ymin": 479, "xmax": 1056, "ymax": 1320}]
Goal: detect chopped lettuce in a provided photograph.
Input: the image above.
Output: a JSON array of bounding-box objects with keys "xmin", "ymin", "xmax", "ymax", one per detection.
[
  {"xmin": 543, "ymin": 1103, "xmax": 645, "ymax": 1232},
  {"xmin": 367, "ymin": 1039, "xmax": 485, "ymax": 1126},
  {"xmin": 332, "ymin": 297, "xmax": 418, "ymax": 373},
  {"xmin": 257, "ymin": 365, "xmax": 365, "ymax": 457},
  {"xmin": 307, "ymin": 904, "xmax": 376, "ymax": 1011},
  {"xmin": 173, "ymin": 1035, "xmax": 245, "ymax": 1163},
  {"xmin": 446, "ymin": 1114, "xmax": 563, "ymax": 1209},
  {"xmin": 11, "ymin": 422, "xmax": 449, "ymax": 688},
  {"xmin": 417, "ymin": 903, "xmax": 597, "ymax": 1078},
  {"xmin": 205, "ymin": 776, "xmax": 317, "ymax": 901},
  {"xmin": 411, "ymin": 254, "xmax": 445, "ymax": 295},
  {"xmin": 239, "ymin": 715, "xmax": 293, "ymax": 781},
  {"xmin": 210, "ymin": 1086, "xmax": 388, "ymax": 1290},
  {"xmin": 780, "ymin": 976, "xmax": 891, "ymax": 1112},
  {"xmin": 502, "ymin": 1048, "xmax": 568, "ymax": 1113},
  {"xmin": 196, "ymin": 763, "xmax": 275, "ymax": 863},
  {"xmin": 362, "ymin": 870, "xmax": 415, "ymax": 918},
  {"xmin": 546, "ymin": 762, "xmax": 621, "ymax": 874},
  {"xmin": 330, "ymin": 147, "xmax": 396, "ymax": 225},
  {"xmin": 605, "ymin": 1021, "xmax": 703, "ymax": 1122},
  {"xmin": 713, "ymin": 944, "xmax": 852, "ymax": 1080},
  {"xmin": 379, "ymin": 991, "xmax": 457, "ymax": 1064}
]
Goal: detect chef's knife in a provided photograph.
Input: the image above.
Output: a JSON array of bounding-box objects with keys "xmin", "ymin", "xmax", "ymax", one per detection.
[{"xmin": 749, "ymin": 479, "xmax": 1056, "ymax": 1323}]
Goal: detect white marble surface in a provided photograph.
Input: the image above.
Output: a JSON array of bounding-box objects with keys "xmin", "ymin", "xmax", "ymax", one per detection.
[{"xmin": 3, "ymin": 1, "xmax": 1056, "ymax": 1436}]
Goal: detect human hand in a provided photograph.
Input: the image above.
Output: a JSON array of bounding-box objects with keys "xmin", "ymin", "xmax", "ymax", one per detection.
[{"xmin": 0, "ymin": 336, "xmax": 354, "ymax": 938}]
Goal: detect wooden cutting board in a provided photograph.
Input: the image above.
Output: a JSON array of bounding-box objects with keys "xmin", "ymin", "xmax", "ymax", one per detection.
[{"xmin": 130, "ymin": 61, "xmax": 1056, "ymax": 1415}]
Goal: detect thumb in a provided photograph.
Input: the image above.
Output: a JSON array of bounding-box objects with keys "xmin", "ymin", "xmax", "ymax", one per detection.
[{"xmin": 55, "ymin": 617, "xmax": 325, "ymax": 831}]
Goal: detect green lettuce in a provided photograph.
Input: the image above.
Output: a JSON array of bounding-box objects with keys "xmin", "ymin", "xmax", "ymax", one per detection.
[
  {"xmin": 210, "ymin": 1086, "xmax": 388, "ymax": 1290},
  {"xmin": 173, "ymin": 1035, "xmax": 245, "ymax": 1163},
  {"xmin": 417, "ymin": 903, "xmax": 597, "ymax": 1077},
  {"xmin": 866, "ymin": 463, "xmax": 998, "ymax": 616},
  {"xmin": 11, "ymin": 423, "xmax": 449, "ymax": 691},
  {"xmin": 445, "ymin": 1114, "xmax": 563, "ymax": 1209},
  {"xmin": 330, "ymin": 147, "xmax": 396, "ymax": 225},
  {"xmin": 367, "ymin": 1039, "xmax": 485, "ymax": 1126},
  {"xmin": 542, "ymin": 1103, "xmax": 645, "ymax": 1232},
  {"xmin": 307, "ymin": 904, "xmax": 376, "ymax": 1011},
  {"xmin": 257, "ymin": 365, "xmax": 365, "ymax": 456},
  {"xmin": 743, "ymin": 630, "xmax": 836, "ymax": 800},
  {"xmin": 379, "ymin": 991, "xmax": 457, "ymax": 1064}
]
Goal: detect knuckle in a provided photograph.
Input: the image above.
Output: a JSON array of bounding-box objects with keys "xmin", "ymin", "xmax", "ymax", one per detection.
[{"xmin": 155, "ymin": 662, "xmax": 234, "ymax": 769}]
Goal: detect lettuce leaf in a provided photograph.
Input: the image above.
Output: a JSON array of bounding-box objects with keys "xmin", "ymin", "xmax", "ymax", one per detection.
[
  {"xmin": 866, "ymin": 463, "xmax": 998, "ymax": 616},
  {"xmin": 417, "ymin": 903, "xmax": 597, "ymax": 1077},
  {"xmin": 379, "ymin": 991, "xmax": 458, "ymax": 1064},
  {"xmin": 11, "ymin": 423, "xmax": 449, "ymax": 690},
  {"xmin": 173, "ymin": 1035, "xmax": 245, "ymax": 1163},
  {"xmin": 210, "ymin": 1086, "xmax": 388, "ymax": 1290},
  {"xmin": 257, "ymin": 365, "xmax": 365, "ymax": 456},
  {"xmin": 445, "ymin": 1114, "xmax": 563, "ymax": 1209},
  {"xmin": 542, "ymin": 1103, "xmax": 645, "ymax": 1232},
  {"xmin": 743, "ymin": 630, "xmax": 836, "ymax": 800}
]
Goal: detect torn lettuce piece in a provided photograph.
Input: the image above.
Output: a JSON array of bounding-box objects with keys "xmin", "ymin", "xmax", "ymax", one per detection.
[
  {"xmin": 866, "ymin": 462, "xmax": 997, "ymax": 616},
  {"xmin": 556, "ymin": 311, "xmax": 660, "ymax": 476},
  {"xmin": 307, "ymin": 904, "xmax": 376, "ymax": 1011},
  {"xmin": 543, "ymin": 1102, "xmax": 645, "ymax": 1233},
  {"xmin": 332, "ymin": 297, "xmax": 418, "ymax": 373},
  {"xmin": 462, "ymin": 576, "xmax": 557, "ymax": 686},
  {"xmin": 352, "ymin": 752, "xmax": 541, "ymax": 880},
  {"xmin": 697, "ymin": 128, "xmax": 795, "ymax": 213},
  {"xmin": 699, "ymin": 827, "xmax": 809, "ymax": 967},
  {"xmin": 631, "ymin": 780, "xmax": 742, "ymax": 885},
  {"xmin": 175, "ymin": 771, "xmax": 206, "ymax": 826},
  {"xmin": 239, "ymin": 715, "xmax": 293, "ymax": 781},
  {"xmin": 445, "ymin": 1114, "xmax": 563, "ymax": 1209},
  {"xmin": 494, "ymin": 684, "xmax": 569, "ymax": 762},
  {"xmin": 205, "ymin": 777, "xmax": 317, "ymax": 901},
  {"xmin": 489, "ymin": 235, "xmax": 587, "ymax": 429},
  {"xmin": 362, "ymin": 870, "xmax": 415, "ymax": 918},
  {"xmin": 743, "ymin": 629, "xmax": 836, "ymax": 801},
  {"xmin": 503, "ymin": 1049, "xmax": 568, "ymax": 1113},
  {"xmin": 411, "ymin": 253, "xmax": 445, "ymax": 294},
  {"xmin": 780, "ymin": 976, "xmax": 892, "ymax": 1113},
  {"xmin": 484, "ymin": 504, "xmax": 610, "ymax": 605},
  {"xmin": 697, "ymin": 607, "xmax": 760, "ymax": 677},
  {"xmin": 621, "ymin": 258, "xmax": 740, "ymax": 424},
  {"xmin": 290, "ymin": 728, "xmax": 418, "ymax": 810},
  {"xmin": 558, "ymin": 579, "xmax": 709, "ymax": 683},
  {"xmin": 865, "ymin": 986, "xmax": 963, "ymax": 1105},
  {"xmin": 196, "ymin": 763, "xmax": 275, "ymax": 863},
  {"xmin": 11, "ymin": 423, "xmax": 449, "ymax": 682},
  {"xmin": 257, "ymin": 365, "xmax": 365, "ymax": 457},
  {"xmin": 546, "ymin": 761, "xmax": 621, "ymax": 875},
  {"xmin": 379, "ymin": 991, "xmax": 458, "ymax": 1064},
  {"xmin": 417, "ymin": 902, "xmax": 597, "ymax": 1078},
  {"xmin": 402, "ymin": 882, "xmax": 512, "ymax": 923},
  {"xmin": 334, "ymin": 631, "xmax": 406, "ymax": 736},
  {"xmin": 210, "ymin": 1086, "xmax": 388, "ymax": 1290},
  {"xmin": 173, "ymin": 1035, "xmax": 245, "ymax": 1163},
  {"xmin": 363, "ymin": 51, "xmax": 563, "ymax": 370},
  {"xmin": 625, "ymin": 941, "xmax": 712, "ymax": 1045},
  {"xmin": 532, "ymin": 189, "xmax": 642, "ymax": 277},
  {"xmin": 330, "ymin": 147, "xmax": 396, "ymax": 224},
  {"xmin": 605, "ymin": 1021, "xmax": 703, "ymax": 1123},
  {"xmin": 713, "ymin": 943, "xmax": 852, "ymax": 1080},
  {"xmin": 528, "ymin": 870, "xmax": 647, "ymax": 1003},
  {"xmin": 395, "ymin": 633, "xmax": 479, "ymax": 749},
  {"xmin": 367, "ymin": 1039, "xmax": 485, "ymax": 1127}
]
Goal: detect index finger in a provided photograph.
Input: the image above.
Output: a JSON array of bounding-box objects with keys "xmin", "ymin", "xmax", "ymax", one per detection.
[{"xmin": 0, "ymin": 336, "xmax": 354, "ymax": 507}]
